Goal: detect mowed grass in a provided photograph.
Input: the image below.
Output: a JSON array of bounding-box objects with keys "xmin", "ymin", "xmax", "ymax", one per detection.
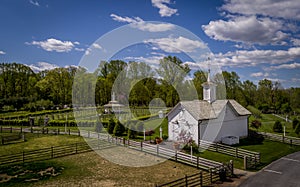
[
  {"xmin": 1, "ymin": 150, "xmax": 199, "ymax": 187},
  {"xmin": 0, "ymin": 133, "xmax": 85, "ymax": 155},
  {"xmin": 238, "ymin": 140, "xmax": 300, "ymax": 169},
  {"xmin": 249, "ymin": 114, "xmax": 298, "ymax": 137}
]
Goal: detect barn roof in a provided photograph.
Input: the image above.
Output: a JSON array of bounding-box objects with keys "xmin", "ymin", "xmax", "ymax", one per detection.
[{"xmin": 168, "ymin": 99, "xmax": 251, "ymax": 121}]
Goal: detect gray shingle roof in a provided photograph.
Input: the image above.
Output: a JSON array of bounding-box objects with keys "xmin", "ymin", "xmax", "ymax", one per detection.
[{"xmin": 173, "ymin": 99, "xmax": 251, "ymax": 120}]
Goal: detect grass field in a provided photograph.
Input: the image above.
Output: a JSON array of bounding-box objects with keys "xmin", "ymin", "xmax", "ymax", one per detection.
[
  {"xmin": 0, "ymin": 137, "xmax": 199, "ymax": 187},
  {"xmin": 0, "ymin": 133, "xmax": 85, "ymax": 155},
  {"xmin": 249, "ymin": 113, "xmax": 298, "ymax": 137}
]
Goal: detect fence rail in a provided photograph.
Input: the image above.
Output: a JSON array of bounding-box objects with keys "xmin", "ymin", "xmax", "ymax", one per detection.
[
  {"xmin": 199, "ymin": 140, "xmax": 260, "ymax": 163},
  {"xmin": 156, "ymin": 170, "xmax": 221, "ymax": 187},
  {"xmin": 258, "ymin": 132, "xmax": 300, "ymax": 145}
]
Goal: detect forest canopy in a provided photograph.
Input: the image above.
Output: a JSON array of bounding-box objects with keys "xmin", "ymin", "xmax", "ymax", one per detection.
[{"xmin": 0, "ymin": 57, "xmax": 299, "ymax": 114}]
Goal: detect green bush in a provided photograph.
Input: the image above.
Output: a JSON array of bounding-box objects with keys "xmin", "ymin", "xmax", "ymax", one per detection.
[
  {"xmin": 293, "ymin": 118, "xmax": 299, "ymax": 129},
  {"xmin": 251, "ymin": 119, "xmax": 262, "ymax": 130},
  {"xmin": 113, "ymin": 121, "xmax": 125, "ymax": 136},
  {"xmin": 107, "ymin": 119, "xmax": 115, "ymax": 134},
  {"xmin": 273, "ymin": 120, "xmax": 283, "ymax": 133}
]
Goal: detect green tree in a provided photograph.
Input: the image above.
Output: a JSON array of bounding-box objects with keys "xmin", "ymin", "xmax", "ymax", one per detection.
[
  {"xmin": 295, "ymin": 124, "xmax": 300, "ymax": 135},
  {"xmin": 113, "ymin": 121, "xmax": 125, "ymax": 136},
  {"xmin": 273, "ymin": 120, "xmax": 283, "ymax": 133},
  {"xmin": 107, "ymin": 119, "xmax": 116, "ymax": 134},
  {"xmin": 293, "ymin": 118, "xmax": 299, "ymax": 130},
  {"xmin": 251, "ymin": 119, "xmax": 262, "ymax": 131}
]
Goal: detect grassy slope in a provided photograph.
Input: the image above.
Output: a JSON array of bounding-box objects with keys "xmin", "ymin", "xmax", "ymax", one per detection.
[{"xmin": 0, "ymin": 133, "xmax": 85, "ymax": 155}]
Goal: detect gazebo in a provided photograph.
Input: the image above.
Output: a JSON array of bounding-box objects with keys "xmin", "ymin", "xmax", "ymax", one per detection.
[{"xmin": 103, "ymin": 92, "xmax": 124, "ymax": 114}]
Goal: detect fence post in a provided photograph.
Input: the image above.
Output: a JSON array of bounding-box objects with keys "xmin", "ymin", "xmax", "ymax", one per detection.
[
  {"xmin": 69, "ymin": 129, "xmax": 70, "ymax": 135},
  {"xmin": 141, "ymin": 141, "xmax": 143, "ymax": 151},
  {"xmin": 210, "ymin": 168, "xmax": 213, "ymax": 184},
  {"xmin": 185, "ymin": 175, "xmax": 188, "ymax": 186},
  {"xmin": 47, "ymin": 128, "xmax": 48, "ymax": 134},
  {"xmin": 78, "ymin": 130, "xmax": 80, "ymax": 136},
  {"xmin": 197, "ymin": 156, "xmax": 199, "ymax": 169},
  {"xmin": 23, "ymin": 151, "xmax": 25, "ymax": 163},
  {"xmin": 200, "ymin": 171, "xmax": 203, "ymax": 186},
  {"xmin": 58, "ymin": 128, "xmax": 60, "ymax": 135},
  {"xmin": 282, "ymin": 135, "xmax": 284, "ymax": 143},
  {"xmin": 230, "ymin": 160, "xmax": 234, "ymax": 175},
  {"xmin": 216, "ymin": 142, "xmax": 218, "ymax": 152},
  {"xmin": 51, "ymin": 146, "xmax": 54, "ymax": 158},
  {"xmin": 76, "ymin": 143, "xmax": 78, "ymax": 154},
  {"xmin": 20, "ymin": 126, "xmax": 22, "ymax": 133},
  {"xmin": 128, "ymin": 139, "xmax": 130, "ymax": 146},
  {"xmin": 123, "ymin": 138, "xmax": 125, "ymax": 146},
  {"xmin": 175, "ymin": 150, "xmax": 177, "ymax": 162},
  {"xmin": 10, "ymin": 127, "xmax": 12, "ymax": 133},
  {"xmin": 31, "ymin": 126, "xmax": 33, "ymax": 133},
  {"xmin": 290, "ymin": 139, "xmax": 293, "ymax": 146},
  {"xmin": 107, "ymin": 134, "xmax": 110, "ymax": 142},
  {"xmin": 244, "ymin": 156, "xmax": 247, "ymax": 170},
  {"xmin": 235, "ymin": 147, "xmax": 238, "ymax": 158},
  {"xmin": 157, "ymin": 144, "xmax": 159, "ymax": 156}
]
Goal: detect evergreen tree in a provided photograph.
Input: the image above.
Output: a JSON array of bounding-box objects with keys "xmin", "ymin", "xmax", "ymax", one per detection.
[{"xmin": 273, "ymin": 120, "xmax": 283, "ymax": 133}]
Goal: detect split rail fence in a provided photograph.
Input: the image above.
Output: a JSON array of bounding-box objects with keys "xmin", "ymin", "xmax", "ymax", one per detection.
[
  {"xmin": 258, "ymin": 132, "xmax": 300, "ymax": 146},
  {"xmin": 199, "ymin": 140, "xmax": 260, "ymax": 164}
]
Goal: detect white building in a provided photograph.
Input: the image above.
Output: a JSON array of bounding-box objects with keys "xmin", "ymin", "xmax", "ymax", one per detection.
[{"xmin": 167, "ymin": 71, "xmax": 251, "ymax": 145}]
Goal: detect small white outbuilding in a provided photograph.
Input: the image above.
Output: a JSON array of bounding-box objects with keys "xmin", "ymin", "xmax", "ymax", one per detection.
[{"xmin": 167, "ymin": 70, "xmax": 251, "ymax": 145}]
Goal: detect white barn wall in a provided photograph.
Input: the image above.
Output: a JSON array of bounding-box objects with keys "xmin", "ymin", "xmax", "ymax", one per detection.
[
  {"xmin": 200, "ymin": 105, "xmax": 248, "ymax": 142},
  {"xmin": 168, "ymin": 106, "xmax": 198, "ymax": 143}
]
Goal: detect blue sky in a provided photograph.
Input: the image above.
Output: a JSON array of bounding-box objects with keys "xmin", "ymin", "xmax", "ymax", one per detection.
[{"xmin": 0, "ymin": 0, "xmax": 300, "ymax": 88}]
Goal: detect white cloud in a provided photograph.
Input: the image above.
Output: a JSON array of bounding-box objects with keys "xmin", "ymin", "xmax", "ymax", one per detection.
[
  {"xmin": 202, "ymin": 16, "xmax": 289, "ymax": 45},
  {"xmin": 75, "ymin": 48, "xmax": 85, "ymax": 52},
  {"xmin": 85, "ymin": 43, "xmax": 103, "ymax": 55},
  {"xmin": 269, "ymin": 62, "xmax": 300, "ymax": 70},
  {"xmin": 0, "ymin": 50, "xmax": 5, "ymax": 55},
  {"xmin": 28, "ymin": 62, "xmax": 59, "ymax": 72},
  {"xmin": 29, "ymin": 0, "xmax": 40, "ymax": 6},
  {"xmin": 213, "ymin": 47, "xmax": 300, "ymax": 68},
  {"xmin": 151, "ymin": 0, "xmax": 178, "ymax": 17},
  {"xmin": 92, "ymin": 43, "xmax": 102, "ymax": 49},
  {"xmin": 124, "ymin": 55, "xmax": 165, "ymax": 65},
  {"xmin": 110, "ymin": 14, "xmax": 174, "ymax": 32},
  {"xmin": 144, "ymin": 36, "xmax": 207, "ymax": 53},
  {"xmin": 221, "ymin": 0, "xmax": 300, "ymax": 21},
  {"xmin": 27, "ymin": 38, "xmax": 78, "ymax": 52},
  {"xmin": 250, "ymin": 72, "xmax": 263, "ymax": 77},
  {"xmin": 291, "ymin": 38, "xmax": 300, "ymax": 46}
]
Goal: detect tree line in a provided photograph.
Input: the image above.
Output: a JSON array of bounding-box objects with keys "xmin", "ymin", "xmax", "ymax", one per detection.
[{"xmin": 0, "ymin": 56, "xmax": 299, "ymax": 114}]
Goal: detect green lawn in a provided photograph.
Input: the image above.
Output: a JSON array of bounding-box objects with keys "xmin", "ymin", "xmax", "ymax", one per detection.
[
  {"xmin": 249, "ymin": 114, "xmax": 298, "ymax": 137},
  {"xmin": 195, "ymin": 139, "xmax": 300, "ymax": 171},
  {"xmin": 0, "ymin": 133, "xmax": 85, "ymax": 155}
]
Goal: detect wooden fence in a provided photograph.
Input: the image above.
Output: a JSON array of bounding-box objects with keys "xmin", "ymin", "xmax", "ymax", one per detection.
[
  {"xmin": 258, "ymin": 132, "xmax": 300, "ymax": 146},
  {"xmin": 0, "ymin": 126, "xmax": 81, "ymax": 136},
  {"xmin": 156, "ymin": 170, "xmax": 221, "ymax": 187},
  {"xmin": 199, "ymin": 140, "xmax": 261, "ymax": 164}
]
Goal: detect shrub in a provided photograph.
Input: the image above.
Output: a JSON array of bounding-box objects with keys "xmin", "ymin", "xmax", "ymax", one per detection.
[
  {"xmin": 250, "ymin": 119, "xmax": 262, "ymax": 130},
  {"xmin": 162, "ymin": 134, "xmax": 168, "ymax": 140},
  {"xmin": 183, "ymin": 139, "xmax": 199, "ymax": 154},
  {"xmin": 145, "ymin": 130, "xmax": 155, "ymax": 136},
  {"xmin": 295, "ymin": 124, "xmax": 300, "ymax": 135},
  {"xmin": 127, "ymin": 125, "xmax": 136, "ymax": 139},
  {"xmin": 107, "ymin": 119, "xmax": 115, "ymax": 134},
  {"xmin": 273, "ymin": 120, "xmax": 283, "ymax": 133},
  {"xmin": 293, "ymin": 118, "xmax": 299, "ymax": 129},
  {"xmin": 239, "ymin": 129, "xmax": 264, "ymax": 145},
  {"xmin": 113, "ymin": 121, "xmax": 125, "ymax": 136}
]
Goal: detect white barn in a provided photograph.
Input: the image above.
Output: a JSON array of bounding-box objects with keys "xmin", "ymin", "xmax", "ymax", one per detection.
[{"xmin": 167, "ymin": 71, "xmax": 251, "ymax": 145}]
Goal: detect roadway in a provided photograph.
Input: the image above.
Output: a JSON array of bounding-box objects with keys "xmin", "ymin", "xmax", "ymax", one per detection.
[{"xmin": 239, "ymin": 151, "xmax": 300, "ymax": 187}]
